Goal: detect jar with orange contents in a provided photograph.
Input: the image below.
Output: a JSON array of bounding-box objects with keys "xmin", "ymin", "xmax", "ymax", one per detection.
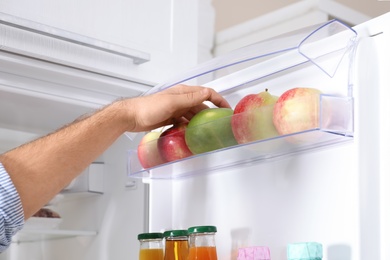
[
  {"xmin": 187, "ymin": 226, "xmax": 218, "ymax": 260},
  {"xmin": 138, "ymin": 232, "xmax": 164, "ymax": 260},
  {"xmin": 163, "ymin": 229, "xmax": 189, "ymax": 260}
]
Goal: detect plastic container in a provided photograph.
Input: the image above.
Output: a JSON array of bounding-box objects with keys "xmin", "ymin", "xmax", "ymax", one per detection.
[
  {"xmin": 287, "ymin": 242, "xmax": 323, "ymax": 260},
  {"xmin": 127, "ymin": 19, "xmax": 357, "ymax": 180},
  {"xmin": 237, "ymin": 246, "xmax": 271, "ymax": 260},
  {"xmin": 138, "ymin": 232, "xmax": 164, "ymax": 260},
  {"xmin": 188, "ymin": 225, "xmax": 218, "ymax": 260},
  {"xmin": 163, "ymin": 229, "xmax": 189, "ymax": 260}
]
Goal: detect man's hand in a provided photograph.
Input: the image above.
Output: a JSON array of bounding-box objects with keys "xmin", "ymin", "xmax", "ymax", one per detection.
[{"xmin": 122, "ymin": 84, "xmax": 231, "ymax": 132}]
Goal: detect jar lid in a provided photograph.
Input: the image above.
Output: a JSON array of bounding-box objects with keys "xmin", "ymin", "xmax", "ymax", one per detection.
[
  {"xmin": 138, "ymin": 232, "xmax": 164, "ymax": 240},
  {"xmin": 287, "ymin": 242, "xmax": 322, "ymax": 260},
  {"xmin": 188, "ymin": 225, "xmax": 217, "ymax": 234},
  {"xmin": 163, "ymin": 229, "xmax": 189, "ymax": 237}
]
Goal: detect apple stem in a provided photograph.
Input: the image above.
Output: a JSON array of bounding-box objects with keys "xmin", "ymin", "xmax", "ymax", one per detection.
[{"xmin": 265, "ymin": 88, "xmax": 268, "ymax": 92}]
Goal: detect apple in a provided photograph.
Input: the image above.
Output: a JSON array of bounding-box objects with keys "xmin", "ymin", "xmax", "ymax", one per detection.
[
  {"xmin": 157, "ymin": 123, "xmax": 193, "ymax": 162},
  {"xmin": 137, "ymin": 131, "xmax": 166, "ymax": 169},
  {"xmin": 231, "ymin": 89, "xmax": 279, "ymax": 144},
  {"xmin": 273, "ymin": 87, "xmax": 323, "ymax": 141},
  {"xmin": 185, "ymin": 108, "xmax": 238, "ymax": 154}
]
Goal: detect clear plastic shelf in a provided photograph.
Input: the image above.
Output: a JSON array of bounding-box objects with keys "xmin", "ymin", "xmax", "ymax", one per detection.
[
  {"xmin": 141, "ymin": 19, "xmax": 357, "ymax": 95},
  {"xmin": 12, "ymin": 229, "xmax": 97, "ymax": 243},
  {"xmin": 127, "ymin": 20, "xmax": 358, "ymax": 180}
]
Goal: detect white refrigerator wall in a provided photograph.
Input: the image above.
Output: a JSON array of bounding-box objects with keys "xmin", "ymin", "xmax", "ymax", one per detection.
[
  {"xmin": 355, "ymin": 18, "xmax": 390, "ymax": 260},
  {"xmin": 172, "ymin": 145, "xmax": 359, "ymax": 260},
  {"xmin": 147, "ymin": 13, "xmax": 390, "ymax": 260}
]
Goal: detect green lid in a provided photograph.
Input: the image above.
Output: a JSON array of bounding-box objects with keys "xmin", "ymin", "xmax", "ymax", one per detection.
[
  {"xmin": 287, "ymin": 242, "xmax": 322, "ymax": 260},
  {"xmin": 188, "ymin": 225, "xmax": 217, "ymax": 234},
  {"xmin": 163, "ymin": 230, "xmax": 189, "ymax": 238},
  {"xmin": 138, "ymin": 232, "xmax": 164, "ymax": 240}
]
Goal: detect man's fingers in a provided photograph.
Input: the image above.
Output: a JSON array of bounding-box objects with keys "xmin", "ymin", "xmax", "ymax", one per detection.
[
  {"xmin": 201, "ymin": 88, "xmax": 231, "ymax": 108},
  {"xmin": 166, "ymin": 85, "xmax": 231, "ymax": 109}
]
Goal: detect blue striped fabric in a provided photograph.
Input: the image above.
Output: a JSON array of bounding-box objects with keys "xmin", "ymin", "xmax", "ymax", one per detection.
[{"xmin": 0, "ymin": 163, "xmax": 24, "ymax": 252}]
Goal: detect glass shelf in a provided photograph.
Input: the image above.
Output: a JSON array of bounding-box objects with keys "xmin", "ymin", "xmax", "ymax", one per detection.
[
  {"xmin": 127, "ymin": 19, "xmax": 358, "ymax": 180},
  {"xmin": 12, "ymin": 229, "xmax": 97, "ymax": 243}
]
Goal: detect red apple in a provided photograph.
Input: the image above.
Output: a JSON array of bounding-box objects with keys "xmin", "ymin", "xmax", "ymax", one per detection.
[
  {"xmin": 232, "ymin": 89, "xmax": 279, "ymax": 144},
  {"xmin": 137, "ymin": 131, "xmax": 166, "ymax": 169},
  {"xmin": 157, "ymin": 123, "xmax": 193, "ymax": 162},
  {"xmin": 273, "ymin": 87, "xmax": 323, "ymax": 141}
]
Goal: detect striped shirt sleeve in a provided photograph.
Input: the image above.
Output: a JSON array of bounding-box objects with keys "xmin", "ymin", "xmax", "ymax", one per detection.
[{"xmin": 0, "ymin": 163, "xmax": 24, "ymax": 252}]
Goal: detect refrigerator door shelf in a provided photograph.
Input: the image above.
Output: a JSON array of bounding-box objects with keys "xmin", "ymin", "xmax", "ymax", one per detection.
[
  {"xmin": 142, "ymin": 19, "xmax": 357, "ymax": 96},
  {"xmin": 127, "ymin": 20, "xmax": 357, "ymax": 180},
  {"xmin": 128, "ymin": 120, "xmax": 353, "ymax": 180}
]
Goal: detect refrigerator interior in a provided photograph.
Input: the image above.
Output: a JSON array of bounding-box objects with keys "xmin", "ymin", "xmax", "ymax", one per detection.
[
  {"xmin": 128, "ymin": 13, "xmax": 390, "ymax": 260},
  {"xmin": 0, "ymin": 48, "xmax": 148, "ymax": 259},
  {"xmin": 0, "ymin": 11, "xmax": 388, "ymax": 260}
]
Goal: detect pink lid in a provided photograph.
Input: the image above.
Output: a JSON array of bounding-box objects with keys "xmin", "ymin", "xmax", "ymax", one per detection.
[{"xmin": 237, "ymin": 246, "xmax": 271, "ymax": 260}]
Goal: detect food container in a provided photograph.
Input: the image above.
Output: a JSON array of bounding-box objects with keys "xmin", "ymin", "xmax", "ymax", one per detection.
[
  {"xmin": 164, "ymin": 229, "xmax": 189, "ymax": 260},
  {"xmin": 237, "ymin": 246, "xmax": 271, "ymax": 260},
  {"xmin": 287, "ymin": 242, "xmax": 323, "ymax": 260},
  {"xmin": 138, "ymin": 232, "xmax": 164, "ymax": 260},
  {"xmin": 188, "ymin": 225, "xmax": 218, "ymax": 260}
]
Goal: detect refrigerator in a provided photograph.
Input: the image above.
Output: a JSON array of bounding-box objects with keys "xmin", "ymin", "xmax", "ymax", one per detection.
[{"xmin": 1, "ymin": 10, "xmax": 390, "ymax": 260}]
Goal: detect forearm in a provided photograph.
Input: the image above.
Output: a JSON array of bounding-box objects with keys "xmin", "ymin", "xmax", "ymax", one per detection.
[{"xmin": 0, "ymin": 101, "xmax": 129, "ymax": 219}]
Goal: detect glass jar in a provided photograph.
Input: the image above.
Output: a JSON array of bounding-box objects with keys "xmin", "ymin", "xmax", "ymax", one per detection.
[
  {"xmin": 188, "ymin": 225, "xmax": 218, "ymax": 260},
  {"xmin": 138, "ymin": 232, "xmax": 164, "ymax": 260},
  {"xmin": 163, "ymin": 229, "xmax": 189, "ymax": 260}
]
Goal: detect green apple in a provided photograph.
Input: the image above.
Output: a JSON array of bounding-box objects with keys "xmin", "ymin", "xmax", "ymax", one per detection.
[{"xmin": 185, "ymin": 108, "xmax": 238, "ymax": 154}]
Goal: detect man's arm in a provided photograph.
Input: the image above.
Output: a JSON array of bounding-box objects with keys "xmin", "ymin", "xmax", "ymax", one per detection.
[
  {"xmin": 0, "ymin": 101, "xmax": 127, "ymax": 219},
  {"xmin": 0, "ymin": 85, "xmax": 230, "ymax": 219}
]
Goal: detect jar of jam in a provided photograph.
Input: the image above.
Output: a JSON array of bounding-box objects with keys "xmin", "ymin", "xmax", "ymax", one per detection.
[
  {"xmin": 163, "ymin": 229, "xmax": 189, "ymax": 260},
  {"xmin": 188, "ymin": 225, "xmax": 218, "ymax": 260},
  {"xmin": 138, "ymin": 232, "xmax": 164, "ymax": 260}
]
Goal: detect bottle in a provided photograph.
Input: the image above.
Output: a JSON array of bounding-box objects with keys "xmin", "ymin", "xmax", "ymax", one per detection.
[
  {"xmin": 138, "ymin": 232, "xmax": 164, "ymax": 260},
  {"xmin": 163, "ymin": 229, "xmax": 189, "ymax": 260},
  {"xmin": 287, "ymin": 242, "xmax": 322, "ymax": 260},
  {"xmin": 188, "ymin": 225, "xmax": 218, "ymax": 260},
  {"xmin": 237, "ymin": 246, "xmax": 271, "ymax": 260}
]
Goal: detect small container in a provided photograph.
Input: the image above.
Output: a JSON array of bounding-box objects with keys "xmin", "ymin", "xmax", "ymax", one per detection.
[
  {"xmin": 164, "ymin": 229, "xmax": 189, "ymax": 260},
  {"xmin": 287, "ymin": 242, "xmax": 322, "ymax": 260},
  {"xmin": 138, "ymin": 232, "xmax": 164, "ymax": 260},
  {"xmin": 237, "ymin": 246, "xmax": 271, "ymax": 260},
  {"xmin": 188, "ymin": 225, "xmax": 218, "ymax": 260}
]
